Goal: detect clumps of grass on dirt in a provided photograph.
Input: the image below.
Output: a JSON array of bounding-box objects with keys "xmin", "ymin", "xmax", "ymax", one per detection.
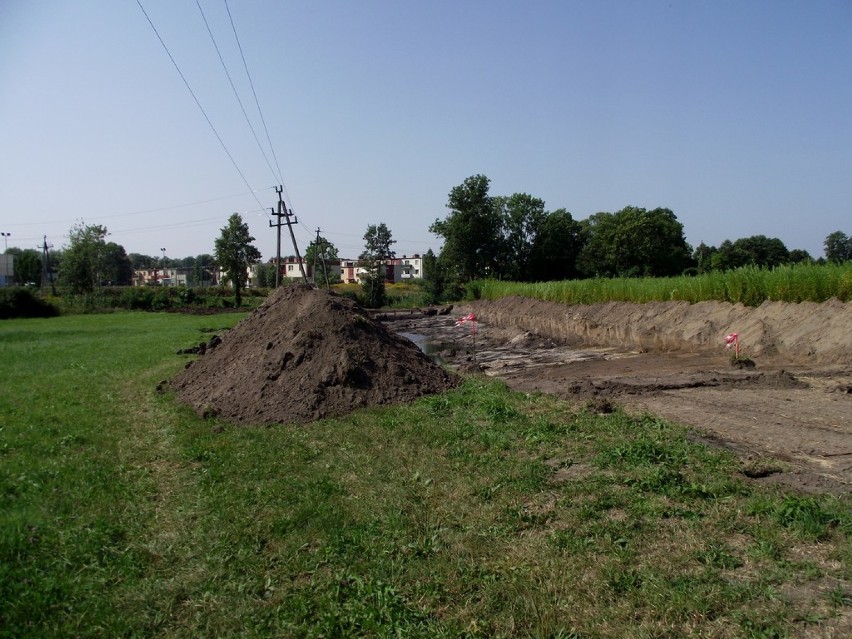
[{"xmin": 2, "ymin": 314, "xmax": 850, "ymax": 638}]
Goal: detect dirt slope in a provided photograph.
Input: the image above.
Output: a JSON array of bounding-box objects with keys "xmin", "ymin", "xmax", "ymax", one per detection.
[
  {"xmin": 391, "ymin": 297, "xmax": 852, "ymax": 494},
  {"xmin": 463, "ymin": 297, "xmax": 852, "ymax": 365},
  {"xmin": 170, "ymin": 284, "xmax": 459, "ymax": 425}
]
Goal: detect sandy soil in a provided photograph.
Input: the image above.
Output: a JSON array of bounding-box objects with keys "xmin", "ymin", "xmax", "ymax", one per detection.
[{"xmin": 388, "ymin": 298, "xmax": 852, "ymax": 495}]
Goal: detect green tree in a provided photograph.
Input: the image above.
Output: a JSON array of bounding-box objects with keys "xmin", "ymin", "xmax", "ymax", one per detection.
[
  {"xmin": 253, "ymin": 262, "xmax": 277, "ymax": 288},
  {"xmin": 101, "ymin": 242, "xmax": 133, "ymax": 285},
  {"xmin": 58, "ymin": 222, "xmax": 112, "ymax": 293},
  {"xmin": 577, "ymin": 206, "xmax": 692, "ymax": 277},
  {"xmin": 359, "ymin": 223, "xmax": 396, "ymax": 308},
  {"xmin": 420, "ymin": 248, "xmax": 460, "ymax": 304},
  {"xmin": 304, "ymin": 235, "xmax": 340, "ymax": 287},
  {"xmin": 129, "ymin": 253, "xmax": 157, "ymax": 269},
  {"xmin": 528, "ymin": 208, "xmax": 586, "ymax": 281},
  {"xmin": 692, "ymin": 242, "xmax": 717, "ymax": 274},
  {"xmin": 787, "ymin": 249, "xmax": 813, "ymax": 264},
  {"xmin": 5, "ymin": 248, "xmax": 42, "ymax": 286},
  {"xmin": 494, "ymin": 193, "xmax": 547, "ymax": 281},
  {"xmin": 431, "ymin": 175, "xmax": 502, "ymax": 282},
  {"xmin": 214, "ymin": 213, "xmax": 261, "ymax": 307},
  {"xmin": 710, "ymin": 235, "xmax": 789, "ymax": 270},
  {"xmin": 824, "ymin": 231, "xmax": 852, "ymax": 263}
]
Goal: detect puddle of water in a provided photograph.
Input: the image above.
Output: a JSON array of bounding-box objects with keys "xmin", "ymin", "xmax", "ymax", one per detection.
[{"xmin": 398, "ymin": 332, "xmax": 456, "ymax": 364}]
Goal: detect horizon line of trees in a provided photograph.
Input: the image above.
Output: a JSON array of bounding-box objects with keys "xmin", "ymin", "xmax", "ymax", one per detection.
[
  {"xmin": 428, "ymin": 174, "xmax": 851, "ymax": 291},
  {"xmin": 4, "ymin": 178, "xmax": 849, "ymax": 299}
]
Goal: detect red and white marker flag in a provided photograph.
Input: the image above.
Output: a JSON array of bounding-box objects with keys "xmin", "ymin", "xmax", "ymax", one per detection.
[
  {"xmin": 724, "ymin": 332, "xmax": 739, "ymax": 356},
  {"xmin": 455, "ymin": 313, "xmax": 476, "ymax": 335}
]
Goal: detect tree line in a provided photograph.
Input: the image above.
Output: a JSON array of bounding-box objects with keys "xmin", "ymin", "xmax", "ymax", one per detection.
[
  {"xmin": 6, "ymin": 176, "xmax": 849, "ymax": 307},
  {"xmin": 428, "ymin": 174, "xmax": 850, "ymax": 290}
]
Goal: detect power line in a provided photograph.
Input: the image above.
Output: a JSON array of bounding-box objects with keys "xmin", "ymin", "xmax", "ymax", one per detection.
[
  {"xmin": 196, "ymin": 0, "xmax": 280, "ymax": 186},
  {"xmin": 0, "ymin": 190, "xmax": 262, "ymax": 227},
  {"xmin": 225, "ymin": 0, "xmax": 285, "ymax": 189},
  {"xmin": 135, "ymin": 0, "xmax": 267, "ymax": 214}
]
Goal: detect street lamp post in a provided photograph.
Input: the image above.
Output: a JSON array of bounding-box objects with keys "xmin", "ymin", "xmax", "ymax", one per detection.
[
  {"xmin": 160, "ymin": 248, "xmax": 167, "ymax": 286},
  {"xmin": 1, "ymin": 232, "xmax": 9, "ymax": 252}
]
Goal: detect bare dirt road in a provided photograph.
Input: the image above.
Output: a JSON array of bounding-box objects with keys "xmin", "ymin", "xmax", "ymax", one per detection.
[{"xmin": 388, "ymin": 297, "xmax": 852, "ymax": 495}]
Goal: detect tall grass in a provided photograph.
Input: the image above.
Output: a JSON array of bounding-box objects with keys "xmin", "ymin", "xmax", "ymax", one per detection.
[
  {"xmin": 1, "ymin": 313, "xmax": 850, "ymax": 637},
  {"xmin": 477, "ymin": 262, "xmax": 852, "ymax": 306}
]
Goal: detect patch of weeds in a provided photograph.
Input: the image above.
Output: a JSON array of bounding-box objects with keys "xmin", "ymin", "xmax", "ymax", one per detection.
[
  {"xmin": 749, "ymin": 538, "xmax": 782, "ymax": 561},
  {"xmin": 605, "ymin": 566, "xmax": 645, "ymax": 596},
  {"xmin": 735, "ymin": 611, "xmax": 787, "ymax": 639},
  {"xmin": 480, "ymin": 394, "xmax": 520, "ymax": 423},
  {"xmin": 596, "ymin": 437, "xmax": 685, "ymax": 468},
  {"xmin": 695, "ymin": 543, "xmax": 744, "ymax": 570},
  {"xmin": 827, "ymin": 585, "xmax": 852, "ymax": 608},
  {"xmin": 549, "ymin": 529, "xmax": 595, "ymax": 554},
  {"xmin": 749, "ymin": 494, "xmax": 848, "ymax": 540},
  {"xmin": 520, "ymin": 415, "xmax": 580, "ymax": 444},
  {"xmin": 505, "ymin": 504, "xmax": 553, "ymax": 531},
  {"xmin": 300, "ymin": 572, "xmax": 446, "ymax": 637},
  {"xmin": 422, "ymin": 393, "xmax": 454, "ymax": 417},
  {"xmin": 626, "ymin": 466, "xmax": 686, "ymax": 496}
]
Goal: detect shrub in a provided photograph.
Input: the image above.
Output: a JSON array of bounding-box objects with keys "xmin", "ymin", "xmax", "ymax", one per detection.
[{"xmin": 0, "ymin": 287, "xmax": 60, "ymax": 319}]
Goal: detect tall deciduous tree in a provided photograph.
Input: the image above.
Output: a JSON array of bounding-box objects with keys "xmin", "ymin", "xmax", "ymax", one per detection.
[
  {"xmin": 431, "ymin": 174, "xmax": 502, "ymax": 282},
  {"xmin": 692, "ymin": 242, "xmax": 717, "ymax": 274},
  {"xmin": 494, "ymin": 193, "xmax": 547, "ymax": 281},
  {"xmin": 577, "ymin": 206, "xmax": 692, "ymax": 278},
  {"xmin": 359, "ymin": 223, "xmax": 396, "ymax": 308},
  {"xmin": 824, "ymin": 231, "xmax": 852, "ymax": 263},
  {"xmin": 214, "ymin": 213, "xmax": 261, "ymax": 307},
  {"xmin": 59, "ymin": 222, "xmax": 112, "ymax": 293},
  {"xmin": 710, "ymin": 235, "xmax": 790, "ymax": 270},
  {"xmin": 305, "ymin": 235, "xmax": 340, "ymax": 287},
  {"xmin": 528, "ymin": 208, "xmax": 586, "ymax": 281}
]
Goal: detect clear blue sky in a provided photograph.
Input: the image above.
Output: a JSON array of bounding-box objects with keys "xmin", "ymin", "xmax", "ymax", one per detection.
[{"xmin": 1, "ymin": 0, "xmax": 850, "ymax": 262}]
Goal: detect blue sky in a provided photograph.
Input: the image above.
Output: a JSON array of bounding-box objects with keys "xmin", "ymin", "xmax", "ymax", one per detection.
[{"xmin": 1, "ymin": 0, "xmax": 850, "ymax": 262}]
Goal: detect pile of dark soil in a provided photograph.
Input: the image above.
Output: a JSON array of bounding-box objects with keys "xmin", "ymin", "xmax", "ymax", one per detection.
[{"xmin": 170, "ymin": 284, "xmax": 459, "ymax": 425}]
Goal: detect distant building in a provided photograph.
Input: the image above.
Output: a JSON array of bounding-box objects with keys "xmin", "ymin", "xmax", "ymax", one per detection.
[
  {"xmin": 132, "ymin": 268, "xmax": 191, "ymax": 287},
  {"xmin": 281, "ymin": 254, "xmax": 424, "ymax": 285},
  {"xmin": 0, "ymin": 254, "xmax": 13, "ymax": 287}
]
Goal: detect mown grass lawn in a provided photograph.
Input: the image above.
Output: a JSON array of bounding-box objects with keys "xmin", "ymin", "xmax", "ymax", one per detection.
[{"xmin": 1, "ymin": 312, "xmax": 850, "ymax": 638}]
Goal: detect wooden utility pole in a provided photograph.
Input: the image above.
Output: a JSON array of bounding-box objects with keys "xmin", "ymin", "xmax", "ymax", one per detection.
[
  {"xmin": 39, "ymin": 236, "xmax": 56, "ymax": 295},
  {"xmin": 275, "ymin": 186, "xmax": 307, "ymax": 282},
  {"xmin": 314, "ymin": 227, "xmax": 331, "ymax": 289},
  {"xmin": 269, "ymin": 204, "xmax": 283, "ymax": 288}
]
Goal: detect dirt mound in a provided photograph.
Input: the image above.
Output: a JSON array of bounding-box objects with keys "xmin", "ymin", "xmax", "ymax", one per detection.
[
  {"xmin": 462, "ymin": 297, "xmax": 852, "ymax": 365},
  {"xmin": 170, "ymin": 284, "xmax": 459, "ymax": 425}
]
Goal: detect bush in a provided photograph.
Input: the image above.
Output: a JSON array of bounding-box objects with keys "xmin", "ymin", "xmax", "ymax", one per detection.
[
  {"xmin": 0, "ymin": 287, "xmax": 60, "ymax": 319},
  {"xmin": 120, "ymin": 287, "xmax": 155, "ymax": 310}
]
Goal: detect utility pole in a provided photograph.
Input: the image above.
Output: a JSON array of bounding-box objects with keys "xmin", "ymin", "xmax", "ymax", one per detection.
[
  {"xmin": 315, "ymin": 227, "xmax": 331, "ymax": 289},
  {"xmin": 269, "ymin": 202, "xmax": 283, "ymax": 288},
  {"xmin": 273, "ymin": 186, "xmax": 307, "ymax": 283},
  {"xmin": 313, "ymin": 227, "xmax": 320, "ymax": 286},
  {"xmin": 39, "ymin": 235, "xmax": 56, "ymax": 295}
]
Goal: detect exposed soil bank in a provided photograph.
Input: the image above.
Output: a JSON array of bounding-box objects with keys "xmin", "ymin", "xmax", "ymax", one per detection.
[
  {"xmin": 461, "ymin": 297, "xmax": 852, "ymax": 365},
  {"xmin": 390, "ymin": 297, "xmax": 852, "ymax": 494}
]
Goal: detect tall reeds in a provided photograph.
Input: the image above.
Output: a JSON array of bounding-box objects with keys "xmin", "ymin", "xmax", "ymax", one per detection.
[{"xmin": 476, "ymin": 263, "xmax": 852, "ymax": 306}]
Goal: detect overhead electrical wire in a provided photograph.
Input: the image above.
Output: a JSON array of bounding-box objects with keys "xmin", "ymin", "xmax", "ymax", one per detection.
[
  {"xmin": 135, "ymin": 0, "xmax": 267, "ymax": 214},
  {"xmin": 224, "ymin": 0, "xmax": 287, "ymax": 194},
  {"xmin": 196, "ymin": 0, "xmax": 280, "ymax": 187},
  {"xmin": 1, "ymin": 190, "xmax": 262, "ymax": 228}
]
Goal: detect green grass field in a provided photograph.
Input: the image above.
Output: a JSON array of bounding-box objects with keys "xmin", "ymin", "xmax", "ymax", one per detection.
[{"xmin": 1, "ymin": 313, "xmax": 850, "ymax": 638}]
